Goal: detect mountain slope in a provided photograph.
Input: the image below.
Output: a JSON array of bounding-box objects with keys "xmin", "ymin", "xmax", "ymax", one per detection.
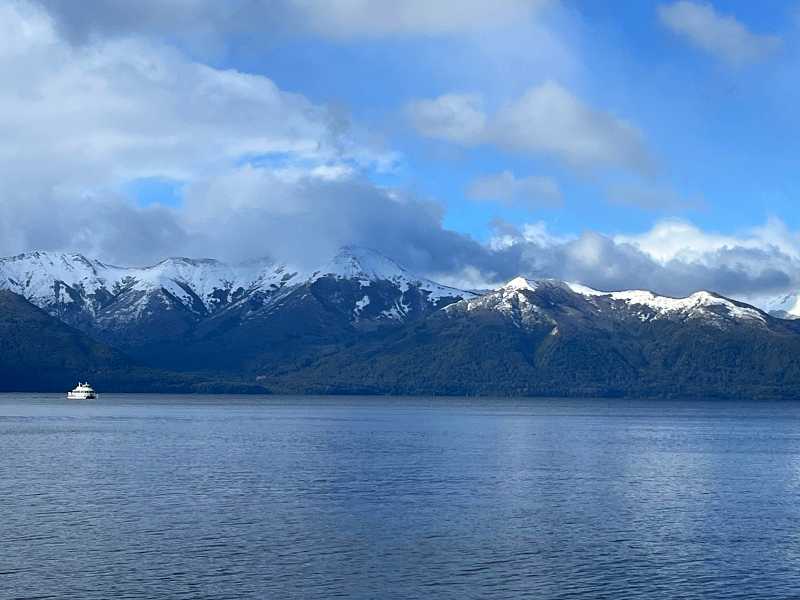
[
  {"xmin": 262, "ymin": 279, "xmax": 800, "ymax": 398},
  {"xmin": 0, "ymin": 290, "xmax": 130, "ymax": 390},
  {"xmin": 0, "ymin": 251, "xmax": 305, "ymax": 342},
  {"xmin": 130, "ymin": 247, "xmax": 475, "ymax": 371},
  {"xmin": 0, "ymin": 290, "xmax": 273, "ymax": 393},
  {"xmin": 0, "ymin": 246, "xmax": 473, "ymax": 373},
  {"xmin": 0, "ymin": 247, "xmax": 473, "ymax": 361},
  {"xmin": 6, "ymin": 248, "xmax": 800, "ymax": 399}
]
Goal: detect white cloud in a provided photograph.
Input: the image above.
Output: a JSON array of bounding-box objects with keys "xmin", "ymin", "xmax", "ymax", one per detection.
[
  {"xmin": 467, "ymin": 171, "xmax": 561, "ymax": 209},
  {"xmin": 658, "ymin": 1, "xmax": 781, "ymax": 65},
  {"xmin": 614, "ymin": 219, "xmax": 735, "ymax": 262},
  {"xmin": 0, "ymin": 1, "xmax": 391, "ymax": 192},
  {"xmin": 491, "ymin": 82, "xmax": 652, "ymax": 174},
  {"xmin": 615, "ymin": 218, "xmax": 800, "ymax": 263},
  {"xmin": 0, "ymin": 1, "xmax": 396, "ymax": 265},
  {"xmin": 406, "ymin": 94, "xmax": 486, "ymax": 144},
  {"xmin": 409, "ymin": 82, "xmax": 653, "ymax": 175},
  {"xmin": 484, "ymin": 218, "xmax": 800, "ymax": 305}
]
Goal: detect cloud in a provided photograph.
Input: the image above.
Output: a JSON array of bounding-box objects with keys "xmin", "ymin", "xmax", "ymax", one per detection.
[
  {"xmin": 658, "ymin": 1, "xmax": 781, "ymax": 66},
  {"xmin": 492, "ymin": 82, "xmax": 654, "ymax": 174},
  {"xmin": 4, "ymin": 159, "xmax": 800, "ymax": 309},
  {"xmin": 4, "ymin": 0, "xmax": 800, "ymax": 311},
  {"xmin": 31, "ymin": 0, "xmax": 551, "ymax": 44},
  {"xmin": 408, "ymin": 82, "xmax": 654, "ymax": 175},
  {"xmin": 300, "ymin": 0, "xmax": 550, "ymax": 38},
  {"xmin": 606, "ymin": 182, "xmax": 703, "ymax": 211},
  {"xmin": 467, "ymin": 171, "xmax": 562, "ymax": 209},
  {"xmin": 482, "ymin": 219, "xmax": 800, "ymax": 304},
  {"xmin": 615, "ymin": 218, "xmax": 800, "ymax": 263},
  {"xmin": 0, "ymin": 189, "xmax": 191, "ymax": 267},
  {"xmin": 0, "ymin": 0, "xmax": 390, "ymax": 266},
  {"xmin": 406, "ymin": 94, "xmax": 487, "ymax": 144},
  {"xmin": 0, "ymin": 1, "xmax": 396, "ymax": 260},
  {"xmin": 0, "ymin": 1, "xmax": 387, "ymax": 192},
  {"xmin": 178, "ymin": 167, "xmax": 496, "ymax": 271},
  {"xmin": 0, "ymin": 164, "xmax": 498, "ymax": 273}
]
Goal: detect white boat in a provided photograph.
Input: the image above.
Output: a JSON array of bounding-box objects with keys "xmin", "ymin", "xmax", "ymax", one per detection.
[{"xmin": 67, "ymin": 382, "xmax": 97, "ymax": 400}]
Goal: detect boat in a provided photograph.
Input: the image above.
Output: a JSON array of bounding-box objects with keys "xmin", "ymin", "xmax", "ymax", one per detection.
[{"xmin": 67, "ymin": 382, "xmax": 97, "ymax": 400}]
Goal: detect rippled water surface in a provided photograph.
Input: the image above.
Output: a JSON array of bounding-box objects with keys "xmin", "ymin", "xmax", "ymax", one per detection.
[{"xmin": 4, "ymin": 394, "xmax": 800, "ymax": 599}]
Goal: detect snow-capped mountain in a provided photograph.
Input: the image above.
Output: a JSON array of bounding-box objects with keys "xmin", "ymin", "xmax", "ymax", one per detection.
[
  {"xmin": 305, "ymin": 246, "xmax": 475, "ymax": 322},
  {"xmin": 5, "ymin": 253, "xmax": 800, "ymax": 398},
  {"xmin": 761, "ymin": 292, "xmax": 800, "ymax": 320},
  {"xmin": 445, "ymin": 277, "xmax": 770, "ymax": 330},
  {"xmin": 280, "ymin": 275, "xmax": 800, "ymax": 399},
  {"xmin": 0, "ymin": 251, "xmax": 299, "ymax": 319},
  {"xmin": 0, "ymin": 247, "xmax": 474, "ymax": 345},
  {"xmin": 1, "ymin": 249, "xmax": 783, "ymax": 339}
]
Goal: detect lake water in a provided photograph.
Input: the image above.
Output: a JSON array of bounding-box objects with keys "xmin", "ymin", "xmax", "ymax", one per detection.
[{"xmin": 3, "ymin": 394, "xmax": 800, "ymax": 599}]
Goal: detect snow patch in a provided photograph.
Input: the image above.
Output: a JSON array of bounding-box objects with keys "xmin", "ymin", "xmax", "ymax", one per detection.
[
  {"xmin": 566, "ymin": 282, "xmax": 766, "ymax": 322},
  {"xmin": 353, "ymin": 294, "xmax": 370, "ymax": 317}
]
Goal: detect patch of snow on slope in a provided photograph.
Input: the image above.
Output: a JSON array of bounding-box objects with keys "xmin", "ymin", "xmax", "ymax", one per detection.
[
  {"xmin": 566, "ymin": 283, "xmax": 766, "ymax": 322},
  {"xmin": 353, "ymin": 294, "xmax": 370, "ymax": 317}
]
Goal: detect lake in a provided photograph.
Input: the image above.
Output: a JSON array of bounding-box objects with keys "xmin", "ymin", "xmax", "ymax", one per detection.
[{"xmin": 3, "ymin": 394, "xmax": 800, "ymax": 599}]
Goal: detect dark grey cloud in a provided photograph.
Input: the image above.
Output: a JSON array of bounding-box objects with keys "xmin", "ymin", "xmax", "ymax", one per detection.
[
  {"xmin": 0, "ymin": 189, "xmax": 190, "ymax": 267},
  {"xmin": 3, "ymin": 165, "xmax": 799, "ymax": 307},
  {"xmin": 179, "ymin": 168, "xmax": 498, "ymax": 273}
]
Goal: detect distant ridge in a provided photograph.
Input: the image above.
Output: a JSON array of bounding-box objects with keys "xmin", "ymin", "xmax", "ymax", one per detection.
[{"xmin": 3, "ymin": 249, "xmax": 800, "ymax": 398}]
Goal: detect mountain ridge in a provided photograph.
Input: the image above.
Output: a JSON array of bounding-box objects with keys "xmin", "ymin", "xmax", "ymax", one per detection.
[
  {"xmin": 261, "ymin": 277, "xmax": 800, "ymax": 398},
  {"xmin": 3, "ymin": 248, "xmax": 800, "ymax": 398}
]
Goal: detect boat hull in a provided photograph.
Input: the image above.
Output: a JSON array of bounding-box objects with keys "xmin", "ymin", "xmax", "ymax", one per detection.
[{"xmin": 67, "ymin": 392, "xmax": 97, "ymax": 400}]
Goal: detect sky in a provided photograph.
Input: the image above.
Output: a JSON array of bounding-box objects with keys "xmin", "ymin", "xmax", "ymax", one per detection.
[{"xmin": 3, "ymin": 0, "xmax": 800, "ymax": 306}]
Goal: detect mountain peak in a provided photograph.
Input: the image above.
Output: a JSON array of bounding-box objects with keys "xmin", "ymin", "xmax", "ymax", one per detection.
[
  {"xmin": 150, "ymin": 257, "xmax": 224, "ymax": 269},
  {"xmin": 3, "ymin": 250, "xmax": 93, "ymax": 264},
  {"xmin": 501, "ymin": 277, "xmax": 572, "ymax": 293},
  {"xmin": 503, "ymin": 277, "xmax": 539, "ymax": 292},
  {"xmin": 318, "ymin": 245, "xmax": 408, "ymax": 281}
]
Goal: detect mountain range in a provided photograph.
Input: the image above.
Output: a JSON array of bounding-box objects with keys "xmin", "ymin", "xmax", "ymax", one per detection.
[{"xmin": 2, "ymin": 247, "xmax": 800, "ymax": 398}]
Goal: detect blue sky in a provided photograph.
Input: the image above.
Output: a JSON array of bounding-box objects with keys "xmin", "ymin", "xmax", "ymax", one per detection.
[
  {"xmin": 3, "ymin": 0, "xmax": 800, "ymax": 305},
  {"xmin": 214, "ymin": 0, "xmax": 799, "ymax": 239}
]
